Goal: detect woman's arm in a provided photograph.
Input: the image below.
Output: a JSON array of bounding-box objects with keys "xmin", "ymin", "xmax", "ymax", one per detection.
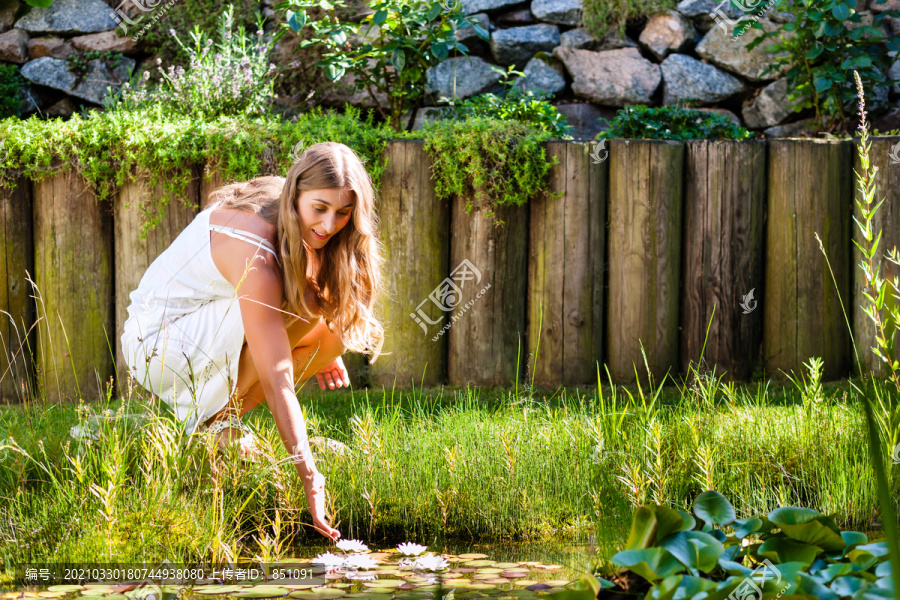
[{"xmin": 214, "ymin": 240, "xmax": 338, "ymax": 538}]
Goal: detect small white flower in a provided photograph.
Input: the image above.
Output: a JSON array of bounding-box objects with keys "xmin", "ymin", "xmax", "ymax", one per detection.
[
  {"xmin": 336, "ymin": 538, "xmax": 369, "ymax": 553},
  {"xmin": 413, "ymin": 553, "xmax": 449, "ymax": 571},
  {"xmin": 345, "ymin": 571, "xmax": 376, "ymax": 581},
  {"xmin": 397, "ymin": 542, "xmax": 428, "ymax": 556},
  {"xmin": 344, "ymin": 553, "xmax": 378, "ymax": 570},
  {"xmin": 312, "ymin": 551, "xmax": 345, "ymax": 568}
]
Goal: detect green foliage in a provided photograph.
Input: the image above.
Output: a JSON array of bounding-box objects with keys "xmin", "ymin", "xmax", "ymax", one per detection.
[
  {"xmin": 605, "ymin": 490, "xmax": 897, "ymax": 598},
  {"xmin": 596, "ymin": 105, "xmax": 752, "ymax": 140},
  {"xmin": 274, "ymin": 0, "xmax": 490, "ymax": 131},
  {"xmin": 745, "ymin": 0, "xmax": 900, "ymax": 134},
  {"xmin": 65, "ymin": 50, "xmax": 124, "ymax": 86},
  {"xmin": 0, "ymin": 105, "xmax": 397, "ymax": 238},
  {"xmin": 582, "ymin": 0, "xmax": 677, "ymax": 40},
  {"xmin": 0, "ymin": 64, "xmax": 25, "ymax": 120},
  {"xmin": 425, "ymin": 64, "xmax": 575, "ymax": 139},
  {"xmin": 109, "ymin": 5, "xmax": 279, "ymax": 120},
  {"xmin": 419, "ymin": 116, "xmax": 562, "ymax": 225}
]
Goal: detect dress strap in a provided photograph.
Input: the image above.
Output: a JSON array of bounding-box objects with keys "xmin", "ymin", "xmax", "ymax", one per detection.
[{"xmin": 209, "ymin": 224, "xmax": 280, "ymax": 266}]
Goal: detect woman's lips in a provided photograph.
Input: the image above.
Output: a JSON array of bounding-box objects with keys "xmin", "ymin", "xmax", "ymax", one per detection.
[{"xmin": 312, "ymin": 229, "xmax": 328, "ymax": 240}]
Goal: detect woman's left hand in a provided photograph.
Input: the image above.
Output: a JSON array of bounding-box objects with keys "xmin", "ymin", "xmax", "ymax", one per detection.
[{"xmin": 315, "ymin": 356, "xmax": 350, "ymax": 390}]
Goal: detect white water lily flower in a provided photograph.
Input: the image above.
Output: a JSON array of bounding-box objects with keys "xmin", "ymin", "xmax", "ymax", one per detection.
[
  {"xmin": 312, "ymin": 551, "xmax": 345, "ymax": 569},
  {"xmin": 336, "ymin": 539, "xmax": 369, "ymax": 553},
  {"xmin": 413, "ymin": 553, "xmax": 449, "ymax": 571},
  {"xmin": 397, "ymin": 557, "xmax": 416, "ymax": 568},
  {"xmin": 397, "ymin": 542, "xmax": 428, "ymax": 556},
  {"xmin": 343, "ymin": 553, "xmax": 378, "ymax": 570},
  {"xmin": 345, "ymin": 571, "xmax": 377, "ymax": 581}
]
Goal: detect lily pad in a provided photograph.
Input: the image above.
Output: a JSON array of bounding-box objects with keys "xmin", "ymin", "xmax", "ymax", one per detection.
[
  {"xmin": 193, "ymin": 586, "xmax": 247, "ymax": 594},
  {"xmin": 47, "ymin": 587, "xmax": 85, "ymax": 593},
  {"xmin": 511, "ymin": 581, "xmax": 538, "ymax": 587},
  {"xmin": 233, "ymin": 587, "xmax": 291, "ymax": 598},
  {"xmin": 457, "ymin": 555, "xmax": 489, "ymax": 560},
  {"xmin": 499, "ymin": 573, "xmax": 528, "ymax": 579},
  {"xmin": 363, "ymin": 581, "xmax": 405, "ymax": 588},
  {"xmin": 492, "ymin": 564, "xmax": 520, "ymax": 570},
  {"xmin": 462, "ymin": 561, "xmax": 495, "ymax": 568},
  {"xmin": 542, "ymin": 581, "xmax": 570, "ymax": 587},
  {"xmin": 288, "ymin": 591, "xmax": 346, "ymax": 599}
]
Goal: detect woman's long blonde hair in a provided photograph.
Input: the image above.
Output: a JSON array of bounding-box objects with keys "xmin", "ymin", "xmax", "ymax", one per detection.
[{"xmin": 205, "ymin": 142, "xmax": 386, "ymax": 364}]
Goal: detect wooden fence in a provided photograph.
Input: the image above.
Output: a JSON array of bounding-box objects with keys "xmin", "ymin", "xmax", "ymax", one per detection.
[{"xmin": 1, "ymin": 136, "xmax": 899, "ymax": 403}]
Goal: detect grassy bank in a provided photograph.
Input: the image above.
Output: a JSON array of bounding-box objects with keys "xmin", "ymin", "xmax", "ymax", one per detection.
[{"xmin": 0, "ymin": 363, "xmax": 897, "ymax": 567}]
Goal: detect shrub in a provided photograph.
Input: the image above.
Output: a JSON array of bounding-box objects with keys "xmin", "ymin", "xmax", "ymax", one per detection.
[
  {"xmin": 425, "ymin": 65, "xmax": 575, "ymax": 139},
  {"xmin": 596, "ymin": 105, "xmax": 753, "ymax": 140},
  {"xmin": 109, "ymin": 4, "xmax": 278, "ymax": 120},
  {"xmin": 0, "ymin": 64, "xmax": 25, "ymax": 120}
]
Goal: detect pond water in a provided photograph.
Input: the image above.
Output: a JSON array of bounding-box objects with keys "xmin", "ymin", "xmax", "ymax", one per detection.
[{"xmin": 3, "ymin": 536, "xmax": 610, "ymax": 599}]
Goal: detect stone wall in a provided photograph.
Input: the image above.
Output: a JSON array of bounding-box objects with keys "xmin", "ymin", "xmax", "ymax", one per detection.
[{"xmin": 0, "ymin": 0, "xmax": 898, "ymax": 136}]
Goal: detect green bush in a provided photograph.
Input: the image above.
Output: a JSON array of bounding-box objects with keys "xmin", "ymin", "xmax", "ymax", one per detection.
[
  {"xmin": 426, "ymin": 65, "xmax": 575, "ymax": 140},
  {"xmin": 596, "ymin": 105, "xmax": 753, "ymax": 140},
  {"xmin": 0, "ymin": 64, "xmax": 25, "ymax": 120}
]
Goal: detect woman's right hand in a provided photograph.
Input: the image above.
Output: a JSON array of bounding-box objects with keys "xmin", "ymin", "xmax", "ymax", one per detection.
[{"xmin": 303, "ymin": 469, "xmax": 341, "ymax": 540}]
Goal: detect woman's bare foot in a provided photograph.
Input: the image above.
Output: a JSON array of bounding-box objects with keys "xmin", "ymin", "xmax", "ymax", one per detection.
[{"xmin": 213, "ymin": 425, "xmax": 261, "ymax": 461}]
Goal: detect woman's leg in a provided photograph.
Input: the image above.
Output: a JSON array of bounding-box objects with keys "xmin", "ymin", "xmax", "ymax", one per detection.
[{"xmin": 204, "ymin": 316, "xmax": 346, "ymax": 436}]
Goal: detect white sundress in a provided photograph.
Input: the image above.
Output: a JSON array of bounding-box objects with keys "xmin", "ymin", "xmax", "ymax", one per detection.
[{"xmin": 120, "ymin": 204, "xmax": 281, "ymax": 436}]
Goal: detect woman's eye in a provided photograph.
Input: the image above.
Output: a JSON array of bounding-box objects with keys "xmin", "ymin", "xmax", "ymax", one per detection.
[{"xmin": 315, "ymin": 208, "xmax": 326, "ymax": 213}]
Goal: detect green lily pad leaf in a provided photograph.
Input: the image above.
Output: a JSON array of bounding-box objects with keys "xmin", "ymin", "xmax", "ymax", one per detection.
[
  {"xmin": 658, "ymin": 531, "xmax": 724, "ymax": 575},
  {"xmin": 47, "ymin": 587, "xmax": 85, "ymax": 593},
  {"xmin": 768, "ymin": 508, "xmax": 845, "ymax": 552},
  {"xmin": 693, "ymin": 491, "xmax": 735, "ymax": 526},
  {"xmin": 758, "ymin": 537, "xmax": 822, "ymax": 566},
  {"xmin": 732, "ymin": 518, "xmax": 762, "ymax": 539},
  {"xmin": 645, "ymin": 574, "xmax": 717, "ymax": 600},
  {"xmin": 812, "ymin": 562, "xmax": 851, "ymax": 585},
  {"xmin": 610, "ymin": 548, "xmax": 683, "ymax": 583},
  {"xmin": 847, "ymin": 549, "xmax": 879, "ymax": 572},
  {"xmin": 841, "ymin": 531, "xmax": 868, "ymax": 549},
  {"xmin": 624, "ymin": 506, "xmax": 657, "ymax": 551},
  {"xmin": 795, "ymin": 572, "xmax": 837, "ymax": 600},
  {"xmin": 675, "ymin": 509, "xmax": 696, "ymax": 531},
  {"xmin": 856, "ymin": 542, "xmax": 891, "ymax": 558},
  {"xmin": 830, "ymin": 576, "xmax": 867, "ymax": 596},
  {"xmin": 290, "ymin": 591, "xmax": 346, "ymax": 599},
  {"xmin": 717, "ymin": 559, "xmax": 753, "ymax": 577},
  {"xmin": 875, "ymin": 561, "xmax": 892, "ymax": 578}
]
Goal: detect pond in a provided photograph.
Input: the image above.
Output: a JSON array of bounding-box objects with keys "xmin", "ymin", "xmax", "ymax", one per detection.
[{"xmin": 3, "ymin": 536, "xmax": 610, "ymax": 599}]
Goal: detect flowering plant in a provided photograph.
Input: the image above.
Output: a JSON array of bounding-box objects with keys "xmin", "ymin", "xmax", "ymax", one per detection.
[{"xmin": 111, "ymin": 4, "xmax": 279, "ymax": 120}]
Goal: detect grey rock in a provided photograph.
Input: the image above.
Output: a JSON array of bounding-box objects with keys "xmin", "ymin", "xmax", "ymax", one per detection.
[
  {"xmin": 461, "ymin": 0, "xmax": 525, "ymax": 15},
  {"xmin": 554, "ymin": 102, "xmax": 617, "ymax": 139},
  {"xmin": 695, "ymin": 18, "xmax": 791, "ymax": 81},
  {"xmin": 456, "ymin": 12, "xmax": 491, "ymax": 45},
  {"xmin": 560, "ymin": 26, "xmax": 637, "ymax": 50},
  {"xmin": 20, "ymin": 55, "xmax": 135, "ymax": 105},
  {"xmin": 696, "ymin": 107, "xmax": 742, "ymax": 126},
  {"xmin": 27, "ymin": 35, "xmax": 75, "ymax": 59},
  {"xmin": 742, "ymin": 77, "xmax": 790, "ymax": 128},
  {"xmin": 660, "ymin": 53, "xmax": 746, "ymax": 104},
  {"xmin": 0, "ymin": 27, "xmax": 27, "ymax": 62},
  {"xmin": 494, "ymin": 8, "xmax": 534, "ymax": 25},
  {"xmin": 870, "ymin": 0, "xmax": 900, "ymax": 12},
  {"xmin": 891, "ymin": 56, "xmax": 900, "ymax": 94},
  {"xmin": 763, "ymin": 117, "xmax": 816, "ymax": 137},
  {"xmin": 410, "ymin": 106, "xmax": 445, "ymax": 131},
  {"xmin": 490, "ymin": 23, "xmax": 560, "ymax": 68},
  {"xmin": 552, "ymin": 46, "xmax": 661, "ymax": 105},
  {"xmin": 677, "ymin": 0, "xmax": 742, "ymax": 30},
  {"xmin": 873, "ymin": 107, "xmax": 900, "ymax": 132},
  {"xmin": 638, "ymin": 10, "xmax": 696, "ymax": 60},
  {"xmin": 512, "ymin": 54, "xmax": 566, "ymax": 95},
  {"xmin": 15, "ymin": 0, "xmax": 118, "ymax": 34},
  {"xmin": 46, "ymin": 97, "xmax": 76, "ymax": 119},
  {"xmin": 426, "ymin": 55, "xmax": 505, "ymax": 99},
  {"xmin": 0, "ymin": 0, "xmax": 19, "ymax": 34},
  {"xmin": 531, "ymin": 0, "xmax": 583, "ymax": 25}
]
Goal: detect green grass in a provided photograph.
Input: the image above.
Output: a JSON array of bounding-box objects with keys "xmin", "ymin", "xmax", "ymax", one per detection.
[{"xmin": 0, "ymin": 364, "xmax": 897, "ymax": 572}]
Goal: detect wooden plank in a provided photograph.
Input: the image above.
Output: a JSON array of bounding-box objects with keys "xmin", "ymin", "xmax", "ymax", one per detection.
[
  {"xmin": 370, "ymin": 140, "xmax": 450, "ymax": 388},
  {"xmin": 681, "ymin": 140, "xmax": 766, "ymax": 380},
  {"xmin": 607, "ymin": 140, "xmax": 684, "ymax": 385},
  {"xmin": 113, "ymin": 178, "xmax": 199, "ymax": 393},
  {"xmin": 851, "ymin": 135, "xmax": 900, "ymax": 376},
  {"xmin": 33, "ymin": 167, "xmax": 114, "ymax": 403},
  {"xmin": 0, "ymin": 174, "xmax": 35, "ymax": 404},
  {"xmin": 448, "ymin": 187, "xmax": 528, "ymax": 387},
  {"xmin": 526, "ymin": 141, "xmax": 606, "ymax": 387},
  {"xmin": 764, "ymin": 139, "xmax": 851, "ymax": 380}
]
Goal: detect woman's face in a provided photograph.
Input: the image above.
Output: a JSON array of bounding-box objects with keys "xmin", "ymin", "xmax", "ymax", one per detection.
[{"xmin": 297, "ymin": 188, "xmax": 355, "ymax": 249}]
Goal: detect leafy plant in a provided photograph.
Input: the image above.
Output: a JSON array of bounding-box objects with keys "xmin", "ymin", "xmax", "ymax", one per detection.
[
  {"xmin": 596, "ymin": 105, "xmax": 752, "ymax": 140},
  {"xmin": 110, "ymin": 5, "xmax": 278, "ymax": 120},
  {"xmin": 745, "ymin": 0, "xmax": 900, "ymax": 134},
  {"xmin": 426, "ymin": 64, "xmax": 575, "ymax": 139},
  {"xmin": 600, "ymin": 490, "xmax": 898, "ymax": 598},
  {"xmin": 274, "ymin": 0, "xmax": 490, "ymax": 131},
  {"xmin": 0, "ymin": 64, "xmax": 25, "ymax": 120}
]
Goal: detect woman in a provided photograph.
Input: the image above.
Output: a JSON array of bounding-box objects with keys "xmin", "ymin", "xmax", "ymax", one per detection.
[{"xmin": 120, "ymin": 142, "xmax": 386, "ymax": 541}]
